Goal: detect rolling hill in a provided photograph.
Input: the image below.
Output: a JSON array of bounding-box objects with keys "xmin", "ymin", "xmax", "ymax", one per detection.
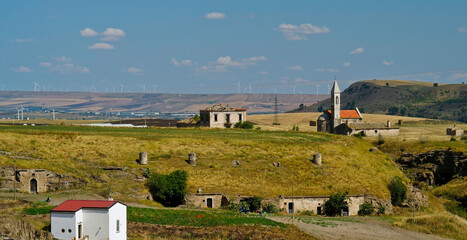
[
  {"xmin": 0, "ymin": 91, "xmax": 326, "ymax": 114},
  {"xmin": 290, "ymin": 80, "xmax": 467, "ymax": 122}
]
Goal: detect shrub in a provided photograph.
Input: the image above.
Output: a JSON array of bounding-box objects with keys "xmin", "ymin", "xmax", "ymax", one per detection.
[
  {"xmin": 450, "ymin": 137, "xmax": 457, "ymax": 141},
  {"xmin": 262, "ymin": 203, "xmax": 278, "ymax": 214},
  {"xmin": 377, "ymin": 205, "xmax": 386, "ymax": 215},
  {"xmin": 142, "ymin": 168, "xmax": 150, "ymax": 178},
  {"xmin": 234, "ymin": 121, "xmax": 254, "ymax": 129},
  {"xmin": 239, "ymin": 201, "xmax": 250, "ymax": 213},
  {"xmin": 433, "ymin": 83, "xmax": 439, "ymax": 87},
  {"xmin": 388, "ymin": 176, "xmax": 407, "ymax": 206},
  {"xmin": 148, "ymin": 170, "xmax": 188, "ymax": 207},
  {"xmin": 246, "ymin": 196, "xmax": 262, "ymax": 212},
  {"xmin": 323, "ymin": 191, "xmax": 349, "ymax": 216},
  {"xmin": 358, "ymin": 202, "xmax": 375, "ymax": 216},
  {"xmin": 292, "ymin": 125, "xmax": 299, "ymax": 131}
]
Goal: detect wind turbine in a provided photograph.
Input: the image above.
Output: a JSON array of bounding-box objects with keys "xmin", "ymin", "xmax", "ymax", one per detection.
[
  {"xmin": 15, "ymin": 107, "xmax": 20, "ymax": 120},
  {"xmin": 292, "ymin": 85, "xmax": 297, "ymax": 95},
  {"xmin": 33, "ymin": 82, "xmax": 40, "ymax": 92},
  {"xmin": 237, "ymin": 80, "xmax": 241, "ymax": 94},
  {"xmin": 120, "ymin": 84, "xmax": 124, "ymax": 93},
  {"xmin": 249, "ymin": 83, "xmax": 252, "ymax": 94},
  {"xmin": 142, "ymin": 84, "xmax": 146, "ymax": 93},
  {"xmin": 316, "ymin": 85, "xmax": 320, "ymax": 95}
]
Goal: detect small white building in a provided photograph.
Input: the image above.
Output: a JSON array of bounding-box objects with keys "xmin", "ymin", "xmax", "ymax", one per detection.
[
  {"xmin": 199, "ymin": 104, "xmax": 247, "ymax": 128},
  {"xmin": 51, "ymin": 200, "xmax": 127, "ymax": 240}
]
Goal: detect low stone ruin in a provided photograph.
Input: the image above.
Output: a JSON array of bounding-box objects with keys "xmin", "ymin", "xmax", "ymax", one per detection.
[
  {"xmin": 0, "ymin": 167, "xmax": 81, "ymax": 194},
  {"xmin": 188, "ymin": 152, "xmax": 197, "ymax": 166},
  {"xmin": 232, "ymin": 160, "xmax": 240, "ymax": 166},
  {"xmin": 139, "ymin": 152, "xmax": 148, "ymax": 165},
  {"xmin": 273, "ymin": 162, "xmax": 281, "ymax": 167},
  {"xmin": 309, "ymin": 153, "xmax": 322, "ymax": 166}
]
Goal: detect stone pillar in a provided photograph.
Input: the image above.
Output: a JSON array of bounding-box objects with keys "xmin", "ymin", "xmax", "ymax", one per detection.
[
  {"xmin": 313, "ymin": 153, "xmax": 322, "ymax": 166},
  {"xmin": 387, "ymin": 120, "xmax": 391, "ymax": 128},
  {"xmin": 139, "ymin": 152, "xmax": 148, "ymax": 165},
  {"xmin": 188, "ymin": 152, "xmax": 197, "ymax": 166}
]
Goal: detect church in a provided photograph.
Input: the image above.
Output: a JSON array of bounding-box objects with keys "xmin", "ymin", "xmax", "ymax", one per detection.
[{"xmin": 317, "ymin": 81, "xmax": 399, "ymax": 136}]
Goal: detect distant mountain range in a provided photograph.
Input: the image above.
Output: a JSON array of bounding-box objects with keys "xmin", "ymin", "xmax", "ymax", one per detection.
[
  {"xmin": 290, "ymin": 80, "xmax": 467, "ymax": 123},
  {"xmin": 0, "ymin": 91, "xmax": 327, "ymax": 114}
]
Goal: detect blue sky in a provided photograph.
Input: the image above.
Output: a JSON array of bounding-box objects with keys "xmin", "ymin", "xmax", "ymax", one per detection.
[{"xmin": 1, "ymin": 0, "xmax": 467, "ymax": 93}]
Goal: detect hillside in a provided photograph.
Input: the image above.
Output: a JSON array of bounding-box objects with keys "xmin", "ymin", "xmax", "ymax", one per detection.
[
  {"xmin": 290, "ymin": 80, "xmax": 467, "ymax": 122},
  {"xmin": 0, "ymin": 91, "xmax": 326, "ymax": 114},
  {"xmin": 0, "ymin": 124, "xmax": 403, "ymax": 202}
]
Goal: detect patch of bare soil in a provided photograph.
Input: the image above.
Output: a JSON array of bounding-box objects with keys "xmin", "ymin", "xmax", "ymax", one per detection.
[
  {"xmin": 128, "ymin": 222, "xmax": 317, "ymax": 240},
  {"xmin": 269, "ymin": 216, "xmax": 450, "ymax": 240}
]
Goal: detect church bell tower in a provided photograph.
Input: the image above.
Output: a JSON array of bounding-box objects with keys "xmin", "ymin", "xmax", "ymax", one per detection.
[{"xmin": 331, "ymin": 80, "xmax": 341, "ymax": 129}]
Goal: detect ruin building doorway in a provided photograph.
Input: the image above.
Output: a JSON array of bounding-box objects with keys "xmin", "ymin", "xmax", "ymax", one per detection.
[
  {"xmin": 30, "ymin": 179, "xmax": 38, "ymax": 194},
  {"xmin": 206, "ymin": 198, "xmax": 213, "ymax": 208},
  {"xmin": 288, "ymin": 202, "xmax": 294, "ymax": 214}
]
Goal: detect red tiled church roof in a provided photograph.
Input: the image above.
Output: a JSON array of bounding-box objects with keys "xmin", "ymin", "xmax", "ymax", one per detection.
[
  {"xmin": 326, "ymin": 110, "xmax": 362, "ymax": 119},
  {"xmin": 51, "ymin": 200, "xmax": 117, "ymax": 212}
]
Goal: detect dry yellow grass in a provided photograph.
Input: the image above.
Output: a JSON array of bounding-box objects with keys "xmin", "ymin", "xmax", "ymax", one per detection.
[{"xmin": 0, "ymin": 124, "xmax": 403, "ymax": 203}]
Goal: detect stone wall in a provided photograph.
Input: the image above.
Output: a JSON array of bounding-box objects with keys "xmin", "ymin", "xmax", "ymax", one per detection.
[
  {"xmin": 185, "ymin": 194, "xmax": 229, "ymax": 208},
  {"xmin": 278, "ymin": 195, "xmax": 367, "ymax": 216}
]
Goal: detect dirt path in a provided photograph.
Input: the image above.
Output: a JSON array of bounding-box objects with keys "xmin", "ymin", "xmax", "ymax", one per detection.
[{"xmin": 268, "ymin": 216, "xmax": 450, "ymax": 240}]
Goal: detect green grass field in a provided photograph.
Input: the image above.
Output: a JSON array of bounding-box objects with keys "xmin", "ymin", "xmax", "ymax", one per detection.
[{"xmin": 128, "ymin": 207, "xmax": 286, "ymax": 227}]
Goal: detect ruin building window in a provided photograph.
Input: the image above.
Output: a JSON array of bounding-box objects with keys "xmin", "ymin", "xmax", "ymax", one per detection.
[
  {"xmin": 116, "ymin": 220, "xmax": 120, "ymax": 232},
  {"xmin": 61, "ymin": 229, "xmax": 65, "ymax": 233},
  {"xmin": 336, "ymin": 96, "xmax": 339, "ymax": 105},
  {"xmin": 214, "ymin": 114, "xmax": 218, "ymax": 122},
  {"xmin": 225, "ymin": 114, "xmax": 230, "ymax": 123},
  {"xmin": 238, "ymin": 113, "xmax": 242, "ymax": 121}
]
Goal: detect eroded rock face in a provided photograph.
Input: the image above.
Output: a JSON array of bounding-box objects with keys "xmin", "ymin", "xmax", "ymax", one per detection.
[
  {"xmin": 0, "ymin": 216, "xmax": 53, "ymax": 240},
  {"xmin": 396, "ymin": 149, "xmax": 466, "ymax": 185}
]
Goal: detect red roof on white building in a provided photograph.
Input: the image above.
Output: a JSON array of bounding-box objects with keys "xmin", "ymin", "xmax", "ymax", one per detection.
[{"xmin": 51, "ymin": 200, "xmax": 118, "ymax": 212}]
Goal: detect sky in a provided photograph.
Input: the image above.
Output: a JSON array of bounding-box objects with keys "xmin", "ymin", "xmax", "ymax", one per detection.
[{"xmin": 1, "ymin": 0, "xmax": 467, "ymax": 94}]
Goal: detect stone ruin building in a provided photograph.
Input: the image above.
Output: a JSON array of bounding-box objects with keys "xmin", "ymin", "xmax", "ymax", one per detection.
[
  {"xmin": 0, "ymin": 167, "xmax": 79, "ymax": 194},
  {"xmin": 199, "ymin": 104, "xmax": 247, "ymax": 128}
]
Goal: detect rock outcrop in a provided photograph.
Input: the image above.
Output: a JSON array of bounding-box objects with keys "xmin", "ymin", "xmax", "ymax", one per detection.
[{"xmin": 396, "ymin": 149, "xmax": 466, "ymax": 185}]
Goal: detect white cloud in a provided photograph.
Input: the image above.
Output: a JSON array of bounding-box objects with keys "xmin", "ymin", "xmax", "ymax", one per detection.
[
  {"xmin": 382, "ymin": 60, "xmax": 394, "ymax": 66},
  {"xmin": 449, "ymin": 73, "xmax": 467, "ymax": 80},
  {"xmin": 204, "ymin": 12, "xmax": 226, "ymax": 19},
  {"xmin": 287, "ymin": 65, "xmax": 303, "ymax": 71},
  {"xmin": 275, "ymin": 23, "xmax": 330, "ymax": 40},
  {"xmin": 100, "ymin": 28, "xmax": 126, "ymax": 41},
  {"xmin": 259, "ymin": 71, "xmax": 269, "ymax": 75},
  {"xmin": 15, "ymin": 38, "xmax": 35, "ymax": 43},
  {"xmin": 81, "ymin": 67, "xmax": 90, "ymax": 74},
  {"xmin": 349, "ymin": 47, "xmax": 364, "ymax": 55},
  {"xmin": 40, "ymin": 57, "xmax": 89, "ymax": 74},
  {"xmin": 56, "ymin": 56, "xmax": 72, "ymax": 62},
  {"xmin": 80, "ymin": 28, "xmax": 98, "ymax": 37},
  {"xmin": 127, "ymin": 67, "xmax": 143, "ymax": 75},
  {"xmin": 294, "ymin": 77, "xmax": 310, "ymax": 84},
  {"xmin": 13, "ymin": 66, "xmax": 32, "ymax": 73},
  {"xmin": 40, "ymin": 62, "xmax": 52, "ymax": 67},
  {"xmin": 343, "ymin": 62, "xmax": 351, "ymax": 67},
  {"xmin": 315, "ymin": 68, "xmax": 339, "ymax": 72},
  {"xmin": 458, "ymin": 27, "xmax": 467, "ymax": 33},
  {"xmin": 197, "ymin": 56, "xmax": 266, "ymax": 72},
  {"xmin": 171, "ymin": 58, "xmax": 193, "ymax": 66},
  {"xmin": 80, "ymin": 27, "xmax": 125, "ymax": 41},
  {"xmin": 88, "ymin": 43, "xmax": 114, "ymax": 50}
]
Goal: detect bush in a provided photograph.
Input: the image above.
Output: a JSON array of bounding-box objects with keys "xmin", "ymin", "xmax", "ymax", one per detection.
[
  {"xmin": 262, "ymin": 203, "xmax": 278, "ymax": 214},
  {"xmin": 378, "ymin": 135, "xmax": 385, "ymax": 145},
  {"xmin": 323, "ymin": 191, "xmax": 349, "ymax": 216},
  {"xmin": 388, "ymin": 176, "xmax": 407, "ymax": 206},
  {"xmin": 142, "ymin": 168, "xmax": 150, "ymax": 178},
  {"xmin": 234, "ymin": 121, "xmax": 254, "ymax": 129},
  {"xmin": 377, "ymin": 205, "xmax": 386, "ymax": 215},
  {"xmin": 358, "ymin": 202, "xmax": 375, "ymax": 216},
  {"xmin": 292, "ymin": 125, "xmax": 300, "ymax": 131},
  {"xmin": 246, "ymin": 196, "xmax": 262, "ymax": 212},
  {"xmin": 239, "ymin": 201, "xmax": 250, "ymax": 213},
  {"xmin": 148, "ymin": 170, "xmax": 188, "ymax": 207}
]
